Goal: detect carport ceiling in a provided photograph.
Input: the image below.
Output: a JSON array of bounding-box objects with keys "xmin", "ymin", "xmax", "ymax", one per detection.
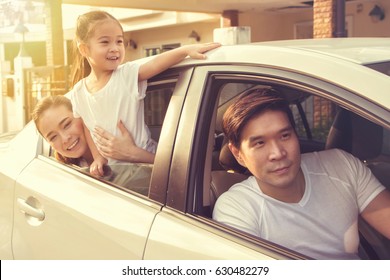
[{"xmin": 62, "ymin": 0, "xmax": 315, "ymax": 13}]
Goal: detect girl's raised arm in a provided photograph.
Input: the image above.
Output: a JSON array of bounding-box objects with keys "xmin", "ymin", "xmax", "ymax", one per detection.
[{"xmin": 138, "ymin": 42, "xmax": 221, "ymax": 81}]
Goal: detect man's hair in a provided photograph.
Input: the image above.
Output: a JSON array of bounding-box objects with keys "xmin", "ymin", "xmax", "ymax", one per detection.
[{"xmin": 222, "ymin": 87, "xmax": 296, "ymax": 148}]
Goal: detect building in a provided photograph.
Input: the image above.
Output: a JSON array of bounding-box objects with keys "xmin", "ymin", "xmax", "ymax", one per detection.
[{"xmin": 0, "ymin": 0, "xmax": 389, "ymax": 133}]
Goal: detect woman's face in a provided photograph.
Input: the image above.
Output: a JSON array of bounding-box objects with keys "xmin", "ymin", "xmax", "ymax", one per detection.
[{"xmin": 38, "ymin": 105, "xmax": 89, "ymax": 159}]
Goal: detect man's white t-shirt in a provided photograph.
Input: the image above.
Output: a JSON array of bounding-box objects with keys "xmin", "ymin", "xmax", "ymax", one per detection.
[
  {"xmin": 213, "ymin": 149, "xmax": 385, "ymax": 259},
  {"xmin": 70, "ymin": 62, "xmax": 153, "ymax": 164}
]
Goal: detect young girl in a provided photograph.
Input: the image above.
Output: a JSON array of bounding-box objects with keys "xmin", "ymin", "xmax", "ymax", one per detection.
[{"xmin": 69, "ymin": 10, "xmax": 220, "ymax": 176}]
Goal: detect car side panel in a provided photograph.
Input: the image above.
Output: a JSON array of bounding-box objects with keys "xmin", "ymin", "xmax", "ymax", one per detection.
[
  {"xmin": 0, "ymin": 168, "xmax": 17, "ymax": 260},
  {"xmin": 144, "ymin": 210, "xmax": 281, "ymax": 259},
  {"xmin": 0, "ymin": 122, "xmax": 40, "ymax": 259},
  {"xmin": 12, "ymin": 158, "xmax": 160, "ymax": 259}
]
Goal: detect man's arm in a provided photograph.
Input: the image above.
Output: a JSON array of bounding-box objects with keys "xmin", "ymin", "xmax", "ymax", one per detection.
[{"xmin": 361, "ymin": 189, "xmax": 390, "ymax": 239}]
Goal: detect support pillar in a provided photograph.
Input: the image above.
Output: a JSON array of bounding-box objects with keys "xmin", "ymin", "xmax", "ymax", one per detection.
[
  {"xmin": 14, "ymin": 53, "xmax": 33, "ymax": 130},
  {"xmin": 313, "ymin": 0, "xmax": 342, "ymax": 130},
  {"xmin": 214, "ymin": 10, "xmax": 251, "ymax": 45},
  {"xmin": 221, "ymin": 10, "xmax": 239, "ymax": 27},
  {"xmin": 44, "ymin": 0, "xmax": 65, "ymax": 84},
  {"xmin": 44, "ymin": 0, "xmax": 64, "ymax": 66},
  {"xmin": 313, "ymin": 0, "xmax": 340, "ymax": 38}
]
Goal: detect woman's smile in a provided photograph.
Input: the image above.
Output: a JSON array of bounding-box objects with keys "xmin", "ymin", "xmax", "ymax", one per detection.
[{"xmin": 67, "ymin": 138, "xmax": 80, "ymax": 151}]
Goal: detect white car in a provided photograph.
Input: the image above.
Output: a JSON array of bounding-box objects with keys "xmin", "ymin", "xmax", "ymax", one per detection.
[
  {"xmin": 1, "ymin": 38, "xmax": 389, "ymax": 259},
  {"xmin": 0, "ymin": 131, "xmax": 18, "ymax": 155}
]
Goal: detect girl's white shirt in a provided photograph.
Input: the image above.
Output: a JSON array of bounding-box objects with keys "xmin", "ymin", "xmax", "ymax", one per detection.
[{"xmin": 69, "ymin": 61, "xmax": 153, "ymax": 164}]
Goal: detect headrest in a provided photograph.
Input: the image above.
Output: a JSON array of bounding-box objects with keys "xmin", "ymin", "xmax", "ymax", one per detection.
[
  {"xmin": 219, "ymin": 138, "xmax": 248, "ymax": 174},
  {"xmin": 326, "ymin": 109, "xmax": 383, "ymax": 160},
  {"xmin": 325, "ymin": 109, "xmax": 353, "ymax": 153}
]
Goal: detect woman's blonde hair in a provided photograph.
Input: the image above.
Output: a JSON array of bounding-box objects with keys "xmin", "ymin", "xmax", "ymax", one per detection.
[
  {"xmin": 70, "ymin": 10, "xmax": 123, "ymax": 87},
  {"xmin": 32, "ymin": 95, "xmax": 81, "ymax": 165}
]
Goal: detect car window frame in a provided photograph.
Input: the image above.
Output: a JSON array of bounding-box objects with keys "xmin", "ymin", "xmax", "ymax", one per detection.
[
  {"xmin": 148, "ymin": 67, "xmax": 196, "ymax": 204},
  {"xmin": 36, "ymin": 68, "xmax": 192, "ymax": 204},
  {"xmin": 173, "ymin": 64, "xmax": 390, "ymax": 213},
  {"xmin": 164, "ymin": 64, "xmax": 390, "ymax": 258}
]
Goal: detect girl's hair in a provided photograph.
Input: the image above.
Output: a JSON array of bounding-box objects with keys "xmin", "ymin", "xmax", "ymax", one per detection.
[
  {"xmin": 31, "ymin": 95, "xmax": 81, "ymax": 166},
  {"xmin": 70, "ymin": 10, "xmax": 123, "ymax": 87}
]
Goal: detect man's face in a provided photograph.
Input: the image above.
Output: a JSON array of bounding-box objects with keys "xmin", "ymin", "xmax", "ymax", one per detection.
[{"xmin": 229, "ymin": 109, "xmax": 302, "ymax": 194}]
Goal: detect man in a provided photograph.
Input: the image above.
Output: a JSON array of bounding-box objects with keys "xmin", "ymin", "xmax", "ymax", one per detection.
[{"xmin": 212, "ymin": 88, "xmax": 390, "ymax": 259}]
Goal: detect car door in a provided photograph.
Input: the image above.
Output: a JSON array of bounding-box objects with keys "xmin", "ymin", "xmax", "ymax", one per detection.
[
  {"xmin": 11, "ymin": 68, "xmax": 182, "ymax": 260},
  {"xmin": 144, "ymin": 63, "xmax": 390, "ymax": 260},
  {"xmin": 12, "ymin": 150, "xmax": 161, "ymax": 259},
  {"xmin": 144, "ymin": 65, "xmax": 306, "ymax": 259},
  {"xmin": 11, "ymin": 68, "xmax": 187, "ymax": 260},
  {"xmin": 0, "ymin": 122, "xmax": 40, "ymax": 260}
]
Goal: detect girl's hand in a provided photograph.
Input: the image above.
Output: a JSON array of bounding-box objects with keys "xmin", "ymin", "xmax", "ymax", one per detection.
[
  {"xmin": 89, "ymin": 156, "xmax": 108, "ymax": 177},
  {"xmin": 186, "ymin": 42, "xmax": 221, "ymax": 59},
  {"xmin": 139, "ymin": 42, "xmax": 221, "ymax": 81}
]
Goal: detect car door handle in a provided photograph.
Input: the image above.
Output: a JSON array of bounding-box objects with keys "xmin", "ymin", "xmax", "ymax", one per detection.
[{"xmin": 17, "ymin": 198, "xmax": 45, "ymax": 221}]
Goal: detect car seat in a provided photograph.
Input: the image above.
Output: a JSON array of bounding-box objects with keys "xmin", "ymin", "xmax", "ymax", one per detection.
[
  {"xmin": 325, "ymin": 108, "xmax": 390, "ymax": 259},
  {"xmin": 210, "ymin": 137, "xmax": 250, "ymax": 212},
  {"xmin": 325, "ymin": 108, "xmax": 389, "ymax": 187}
]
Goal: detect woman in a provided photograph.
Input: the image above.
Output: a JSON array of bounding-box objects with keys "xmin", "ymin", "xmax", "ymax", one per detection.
[{"xmin": 32, "ymin": 95, "xmax": 152, "ymax": 168}]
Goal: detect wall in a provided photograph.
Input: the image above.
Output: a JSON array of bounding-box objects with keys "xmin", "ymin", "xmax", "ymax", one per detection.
[
  {"xmin": 4, "ymin": 42, "xmax": 46, "ymax": 71},
  {"xmin": 8, "ymin": 1, "xmax": 390, "ymax": 65},
  {"xmin": 124, "ymin": 21, "xmax": 220, "ymax": 61},
  {"xmin": 2, "ymin": 0, "xmax": 390, "ymax": 133},
  {"xmin": 238, "ymin": 0, "xmax": 390, "ymax": 43},
  {"xmin": 348, "ymin": 1, "xmax": 390, "ymax": 37},
  {"xmin": 240, "ymin": 10, "xmax": 314, "ymax": 42}
]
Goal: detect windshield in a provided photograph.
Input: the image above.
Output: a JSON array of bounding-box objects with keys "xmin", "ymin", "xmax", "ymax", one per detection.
[{"xmin": 365, "ymin": 61, "xmax": 390, "ymax": 76}]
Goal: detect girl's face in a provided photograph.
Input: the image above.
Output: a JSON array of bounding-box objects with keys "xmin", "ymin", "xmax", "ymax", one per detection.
[
  {"xmin": 82, "ymin": 19, "xmax": 125, "ymax": 73},
  {"xmin": 38, "ymin": 105, "xmax": 89, "ymax": 159}
]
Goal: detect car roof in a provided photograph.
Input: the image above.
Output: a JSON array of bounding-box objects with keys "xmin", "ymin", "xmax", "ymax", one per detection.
[
  {"xmin": 254, "ymin": 37, "xmax": 390, "ymax": 64},
  {"xmin": 171, "ymin": 38, "xmax": 390, "ymax": 110},
  {"xmin": 174, "ymin": 38, "xmax": 390, "ymax": 66}
]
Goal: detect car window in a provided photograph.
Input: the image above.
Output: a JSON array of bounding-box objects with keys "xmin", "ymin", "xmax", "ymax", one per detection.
[
  {"xmin": 291, "ymin": 95, "xmax": 335, "ymax": 144},
  {"xmin": 382, "ymin": 129, "xmax": 390, "ymax": 156},
  {"xmin": 186, "ymin": 70, "xmax": 390, "ymax": 260},
  {"xmin": 145, "ymin": 85, "xmax": 173, "ymax": 141},
  {"xmin": 99, "ymin": 80, "xmax": 175, "ymax": 195},
  {"xmin": 41, "ymin": 78, "xmax": 175, "ymax": 198},
  {"xmin": 365, "ymin": 61, "xmax": 390, "ymax": 77},
  {"xmin": 96, "ymin": 80, "xmax": 174, "ymax": 196},
  {"xmin": 364, "ymin": 61, "xmax": 390, "ymax": 156},
  {"xmin": 101, "ymin": 164, "xmax": 153, "ymax": 196}
]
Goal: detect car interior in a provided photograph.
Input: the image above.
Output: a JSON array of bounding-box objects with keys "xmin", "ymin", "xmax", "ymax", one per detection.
[
  {"xmin": 208, "ymin": 84, "xmax": 323, "ymax": 212},
  {"xmin": 203, "ymin": 83, "xmax": 390, "ymax": 260}
]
